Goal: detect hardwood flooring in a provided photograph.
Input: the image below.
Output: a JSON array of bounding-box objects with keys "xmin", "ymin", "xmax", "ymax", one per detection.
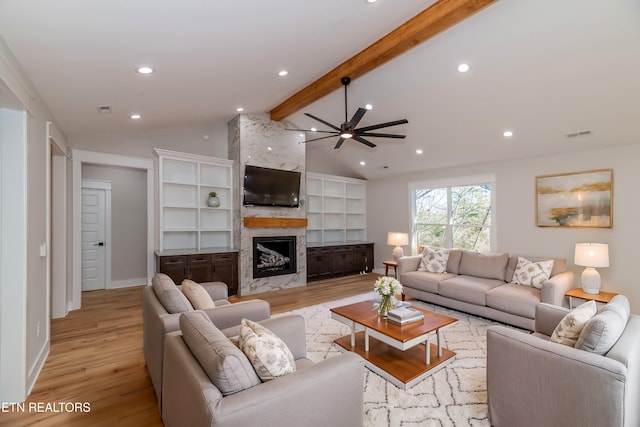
[{"xmin": 0, "ymin": 273, "xmax": 378, "ymax": 426}]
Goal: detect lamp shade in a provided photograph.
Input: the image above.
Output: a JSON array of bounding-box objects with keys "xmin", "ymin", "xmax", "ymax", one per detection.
[
  {"xmin": 387, "ymin": 232, "xmax": 409, "ymax": 246},
  {"xmin": 574, "ymin": 243, "xmax": 609, "ymax": 268}
]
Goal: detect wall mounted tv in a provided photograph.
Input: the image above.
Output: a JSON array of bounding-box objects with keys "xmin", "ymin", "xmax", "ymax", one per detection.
[{"xmin": 243, "ymin": 165, "xmax": 301, "ymax": 208}]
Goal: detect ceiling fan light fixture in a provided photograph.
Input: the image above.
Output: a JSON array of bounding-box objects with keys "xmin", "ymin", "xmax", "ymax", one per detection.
[{"xmin": 340, "ymin": 132, "xmax": 354, "ymax": 139}]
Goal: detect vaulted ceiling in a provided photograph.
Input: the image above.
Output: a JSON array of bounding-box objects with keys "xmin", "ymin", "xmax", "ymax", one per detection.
[{"xmin": 1, "ymin": 0, "xmax": 639, "ymax": 179}]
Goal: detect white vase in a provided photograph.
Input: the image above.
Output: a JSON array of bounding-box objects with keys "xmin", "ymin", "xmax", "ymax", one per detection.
[{"xmin": 206, "ymin": 196, "xmax": 220, "ymax": 207}]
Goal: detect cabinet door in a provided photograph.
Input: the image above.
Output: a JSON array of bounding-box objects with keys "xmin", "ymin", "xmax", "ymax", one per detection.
[
  {"xmin": 307, "ymin": 248, "xmax": 332, "ymax": 281},
  {"xmin": 188, "ymin": 254, "xmax": 212, "ymax": 283},
  {"xmin": 158, "ymin": 255, "xmax": 188, "ymax": 284},
  {"xmin": 364, "ymin": 244, "xmax": 374, "ymax": 273},
  {"xmin": 331, "ymin": 247, "xmax": 354, "ymax": 275},
  {"xmin": 352, "ymin": 245, "xmax": 369, "ymax": 274},
  {"xmin": 212, "ymin": 252, "xmax": 238, "ymax": 295}
]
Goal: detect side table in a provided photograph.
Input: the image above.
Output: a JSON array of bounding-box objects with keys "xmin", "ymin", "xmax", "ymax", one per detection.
[
  {"xmin": 565, "ymin": 288, "xmax": 618, "ymax": 309},
  {"xmin": 383, "ymin": 261, "xmax": 398, "ymax": 278}
]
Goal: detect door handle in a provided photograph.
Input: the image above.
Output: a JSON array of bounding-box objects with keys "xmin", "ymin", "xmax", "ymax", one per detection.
[{"xmin": 94, "ymin": 242, "xmax": 104, "ymax": 246}]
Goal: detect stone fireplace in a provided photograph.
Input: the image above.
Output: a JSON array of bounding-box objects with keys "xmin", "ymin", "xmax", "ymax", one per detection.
[
  {"xmin": 253, "ymin": 236, "xmax": 297, "ymax": 278},
  {"xmin": 228, "ymin": 113, "xmax": 307, "ymax": 296}
]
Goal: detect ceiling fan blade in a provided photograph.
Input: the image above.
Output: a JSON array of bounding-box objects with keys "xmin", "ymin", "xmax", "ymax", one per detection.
[
  {"xmin": 348, "ymin": 108, "xmax": 367, "ymax": 128},
  {"xmin": 334, "ymin": 138, "xmax": 345, "ymax": 149},
  {"xmin": 303, "ymin": 134, "xmax": 340, "ymax": 143},
  {"xmin": 285, "ymin": 128, "xmax": 338, "ymax": 134},
  {"xmin": 304, "ymin": 113, "xmax": 341, "ymax": 131},
  {"xmin": 353, "ymin": 135, "xmax": 376, "ymax": 148},
  {"xmin": 359, "ymin": 132, "xmax": 406, "ymax": 139},
  {"xmin": 355, "ymin": 118, "xmax": 408, "ymax": 133}
]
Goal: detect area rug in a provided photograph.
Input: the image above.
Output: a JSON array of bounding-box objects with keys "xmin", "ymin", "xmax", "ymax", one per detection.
[{"xmin": 277, "ymin": 293, "xmax": 504, "ymax": 427}]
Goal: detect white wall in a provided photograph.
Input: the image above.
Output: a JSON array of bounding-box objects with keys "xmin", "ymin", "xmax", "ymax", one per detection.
[
  {"xmin": 71, "ymin": 123, "xmax": 229, "ymax": 160},
  {"xmin": 82, "ymin": 164, "xmax": 147, "ymax": 286},
  {"xmin": 367, "ymin": 143, "xmax": 640, "ymax": 313}
]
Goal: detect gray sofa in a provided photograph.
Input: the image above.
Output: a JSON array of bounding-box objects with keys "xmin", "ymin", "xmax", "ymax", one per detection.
[
  {"xmin": 398, "ymin": 250, "xmax": 574, "ymax": 330},
  {"xmin": 143, "ymin": 276, "xmax": 271, "ymax": 406},
  {"xmin": 487, "ymin": 300, "xmax": 640, "ymax": 427},
  {"xmin": 162, "ymin": 313, "xmax": 365, "ymax": 427}
]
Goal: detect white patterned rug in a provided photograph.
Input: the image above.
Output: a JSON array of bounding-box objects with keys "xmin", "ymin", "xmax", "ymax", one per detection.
[{"xmin": 278, "ymin": 293, "xmax": 505, "ymax": 427}]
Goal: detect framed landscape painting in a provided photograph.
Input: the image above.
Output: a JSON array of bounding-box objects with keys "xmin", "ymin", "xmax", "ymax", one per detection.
[{"xmin": 536, "ymin": 169, "xmax": 613, "ymax": 228}]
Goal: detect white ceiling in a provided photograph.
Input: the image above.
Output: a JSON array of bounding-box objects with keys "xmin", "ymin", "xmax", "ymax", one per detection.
[{"xmin": 1, "ymin": 0, "xmax": 639, "ymax": 180}]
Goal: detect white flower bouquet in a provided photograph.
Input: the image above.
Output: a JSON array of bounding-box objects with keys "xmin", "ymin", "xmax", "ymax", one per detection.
[{"xmin": 374, "ymin": 276, "xmax": 402, "ymax": 316}]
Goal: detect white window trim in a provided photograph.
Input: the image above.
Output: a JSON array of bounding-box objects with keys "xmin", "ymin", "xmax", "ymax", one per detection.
[{"xmin": 409, "ymin": 174, "xmax": 497, "ymax": 253}]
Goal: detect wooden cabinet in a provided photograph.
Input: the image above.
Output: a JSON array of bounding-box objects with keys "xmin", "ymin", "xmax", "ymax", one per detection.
[
  {"xmin": 307, "ymin": 247, "xmax": 332, "ymax": 281},
  {"xmin": 156, "ymin": 251, "xmax": 239, "ymax": 295},
  {"xmin": 306, "ymin": 243, "xmax": 374, "ymax": 282},
  {"xmin": 211, "ymin": 252, "xmax": 239, "ymax": 296}
]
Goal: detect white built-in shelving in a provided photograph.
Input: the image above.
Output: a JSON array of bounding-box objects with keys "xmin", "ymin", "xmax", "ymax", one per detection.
[
  {"xmin": 306, "ymin": 172, "xmax": 367, "ymax": 245},
  {"xmin": 155, "ymin": 149, "xmax": 233, "ymax": 251}
]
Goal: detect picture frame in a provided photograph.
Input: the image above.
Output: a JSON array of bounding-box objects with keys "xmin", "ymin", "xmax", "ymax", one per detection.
[{"xmin": 536, "ymin": 169, "xmax": 613, "ymax": 228}]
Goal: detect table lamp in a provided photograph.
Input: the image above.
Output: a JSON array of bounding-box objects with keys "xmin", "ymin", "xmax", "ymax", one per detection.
[
  {"xmin": 574, "ymin": 243, "xmax": 609, "ymax": 294},
  {"xmin": 387, "ymin": 232, "xmax": 409, "ymax": 262}
]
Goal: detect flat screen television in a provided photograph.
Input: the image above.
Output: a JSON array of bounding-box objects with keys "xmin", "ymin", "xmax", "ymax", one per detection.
[{"xmin": 243, "ymin": 165, "xmax": 301, "ymax": 207}]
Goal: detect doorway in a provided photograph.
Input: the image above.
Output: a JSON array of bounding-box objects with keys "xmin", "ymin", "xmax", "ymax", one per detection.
[{"xmin": 81, "ymin": 180, "xmax": 111, "ymax": 291}]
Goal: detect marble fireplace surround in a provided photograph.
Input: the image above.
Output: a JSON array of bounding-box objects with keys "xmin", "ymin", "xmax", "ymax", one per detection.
[{"xmin": 229, "ymin": 113, "xmax": 308, "ymax": 296}]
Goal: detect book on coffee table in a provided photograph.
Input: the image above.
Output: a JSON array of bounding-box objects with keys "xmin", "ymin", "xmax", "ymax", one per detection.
[{"xmin": 387, "ymin": 307, "xmax": 424, "ymax": 325}]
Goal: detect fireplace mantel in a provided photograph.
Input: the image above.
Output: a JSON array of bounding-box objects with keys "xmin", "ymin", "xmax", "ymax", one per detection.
[{"xmin": 243, "ymin": 217, "xmax": 308, "ymax": 228}]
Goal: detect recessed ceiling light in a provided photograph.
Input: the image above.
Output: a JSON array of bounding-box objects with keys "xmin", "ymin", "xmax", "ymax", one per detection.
[
  {"xmin": 503, "ymin": 130, "xmax": 514, "ymax": 137},
  {"xmin": 310, "ymin": 127, "xmax": 317, "ymax": 132},
  {"xmin": 130, "ymin": 114, "xmax": 142, "ymax": 120},
  {"xmin": 457, "ymin": 63, "xmax": 470, "ymax": 73},
  {"xmin": 136, "ymin": 66, "xmax": 154, "ymax": 74},
  {"xmin": 416, "ymin": 149, "xmax": 423, "ymax": 154},
  {"xmin": 366, "ymin": 0, "xmax": 379, "ymax": 4},
  {"xmin": 359, "ymin": 161, "xmax": 366, "ymax": 166},
  {"xmin": 365, "ymin": 104, "xmax": 373, "ymax": 110},
  {"xmin": 236, "ymin": 107, "xmax": 244, "ymax": 112},
  {"xmin": 278, "ymin": 70, "xmax": 288, "ymax": 77}
]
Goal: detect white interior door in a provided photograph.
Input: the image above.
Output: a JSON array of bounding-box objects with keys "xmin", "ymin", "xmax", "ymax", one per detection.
[{"xmin": 82, "ymin": 187, "xmax": 106, "ymax": 291}]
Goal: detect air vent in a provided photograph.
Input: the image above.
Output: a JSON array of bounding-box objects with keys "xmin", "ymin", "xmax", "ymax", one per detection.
[
  {"xmin": 566, "ymin": 130, "xmax": 592, "ymax": 138},
  {"xmin": 97, "ymin": 105, "xmax": 112, "ymax": 114}
]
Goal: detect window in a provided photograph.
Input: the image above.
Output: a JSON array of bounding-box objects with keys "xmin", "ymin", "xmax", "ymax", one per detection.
[{"xmin": 410, "ymin": 175, "xmax": 495, "ymax": 252}]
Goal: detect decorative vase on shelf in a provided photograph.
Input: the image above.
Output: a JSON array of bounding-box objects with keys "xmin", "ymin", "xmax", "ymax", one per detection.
[{"xmin": 206, "ymin": 192, "xmax": 220, "ymax": 207}]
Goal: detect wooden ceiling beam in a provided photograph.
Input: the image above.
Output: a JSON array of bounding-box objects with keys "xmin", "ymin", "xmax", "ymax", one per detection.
[{"xmin": 270, "ymin": 0, "xmax": 498, "ymax": 122}]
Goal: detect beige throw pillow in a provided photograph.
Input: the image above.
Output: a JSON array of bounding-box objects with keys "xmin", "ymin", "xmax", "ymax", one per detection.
[
  {"xmin": 511, "ymin": 257, "xmax": 554, "ymax": 289},
  {"xmin": 181, "ymin": 279, "xmax": 216, "ymax": 310},
  {"xmin": 239, "ymin": 318, "xmax": 296, "ymax": 381},
  {"xmin": 418, "ymin": 247, "xmax": 450, "ymax": 273},
  {"xmin": 550, "ymin": 301, "xmax": 597, "ymax": 346}
]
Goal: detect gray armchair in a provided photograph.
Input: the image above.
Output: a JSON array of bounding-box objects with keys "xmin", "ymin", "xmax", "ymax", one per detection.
[
  {"xmin": 487, "ymin": 301, "xmax": 640, "ymax": 427},
  {"xmin": 161, "ymin": 314, "xmax": 365, "ymax": 427},
  {"xmin": 142, "ymin": 277, "xmax": 270, "ymax": 407}
]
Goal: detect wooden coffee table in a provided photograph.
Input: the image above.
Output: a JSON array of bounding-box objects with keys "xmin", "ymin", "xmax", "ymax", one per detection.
[{"xmin": 330, "ymin": 300, "xmax": 457, "ymax": 390}]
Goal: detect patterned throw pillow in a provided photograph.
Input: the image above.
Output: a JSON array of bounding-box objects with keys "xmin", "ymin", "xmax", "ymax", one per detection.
[
  {"xmin": 418, "ymin": 247, "xmax": 450, "ymax": 273},
  {"xmin": 511, "ymin": 257, "xmax": 554, "ymax": 289},
  {"xmin": 550, "ymin": 301, "xmax": 597, "ymax": 346},
  {"xmin": 239, "ymin": 318, "xmax": 296, "ymax": 381},
  {"xmin": 181, "ymin": 279, "xmax": 216, "ymax": 310}
]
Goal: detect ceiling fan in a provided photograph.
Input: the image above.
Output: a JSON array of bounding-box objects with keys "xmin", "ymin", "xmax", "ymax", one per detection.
[{"xmin": 287, "ymin": 77, "xmax": 408, "ymax": 149}]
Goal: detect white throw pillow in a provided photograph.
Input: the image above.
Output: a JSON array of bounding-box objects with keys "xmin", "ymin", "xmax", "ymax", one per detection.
[
  {"xmin": 550, "ymin": 301, "xmax": 597, "ymax": 346},
  {"xmin": 239, "ymin": 318, "xmax": 296, "ymax": 381},
  {"xmin": 181, "ymin": 279, "xmax": 216, "ymax": 310},
  {"xmin": 418, "ymin": 247, "xmax": 450, "ymax": 273},
  {"xmin": 511, "ymin": 257, "xmax": 554, "ymax": 289}
]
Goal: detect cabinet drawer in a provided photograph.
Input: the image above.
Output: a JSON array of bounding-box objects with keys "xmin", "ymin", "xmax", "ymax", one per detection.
[
  {"xmin": 159, "ymin": 256, "xmax": 187, "ymax": 268},
  {"xmin": 189, "ymin": 254, "xmax": 212, "ymax": 265}
]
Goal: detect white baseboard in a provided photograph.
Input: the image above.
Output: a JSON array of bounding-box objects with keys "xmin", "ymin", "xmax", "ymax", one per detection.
[
  {"xmin": 109, "ymin": 277, "xmax": 147, "ymax": 289},
  {"xmin": 27, "ymin": 341, "xmax": 49, "ymax": 397}
]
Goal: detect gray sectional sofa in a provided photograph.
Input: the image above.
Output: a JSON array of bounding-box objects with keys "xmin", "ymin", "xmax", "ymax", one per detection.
[
  {"xmin": 162, "ymin": 313, "xmax": 365, "ymax": 427},
  {"xmin": 487, "ymin": 299, "xmax": 640, "ymax": 427},
  {"xmin": 398, "ymin": 250, "xmax": 574, "ymax": 330}
]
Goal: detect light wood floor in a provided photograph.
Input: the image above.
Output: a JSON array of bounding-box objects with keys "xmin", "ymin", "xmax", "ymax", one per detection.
[{"xmin": 0, "ymin": 273, "xmax": 378, "ymax": 426}]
